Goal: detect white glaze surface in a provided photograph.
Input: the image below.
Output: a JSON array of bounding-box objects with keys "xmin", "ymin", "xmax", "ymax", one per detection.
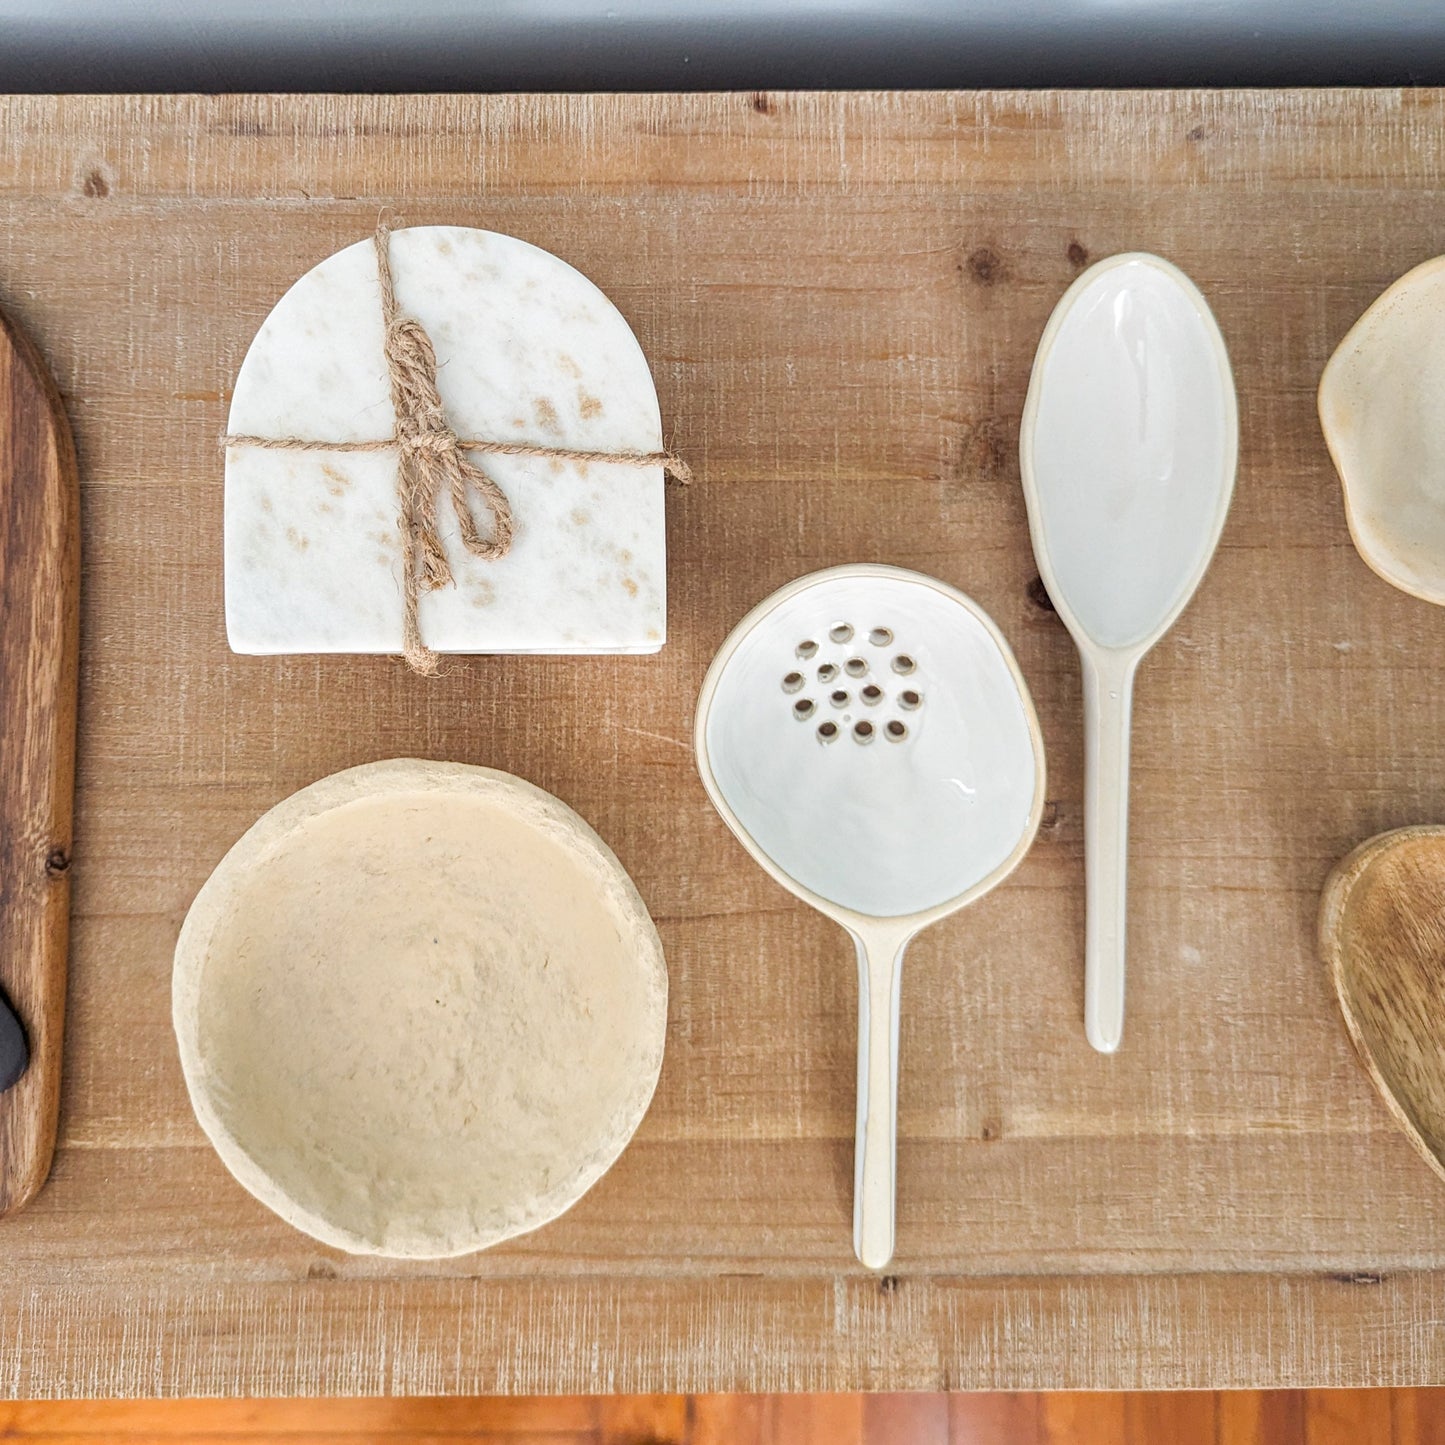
[
  {"xmin": 1019, "ymin": 252, "xmax": 1236, "ymax": 1055},
  {"xmin": 1320, "ymin": 255, "xmax": 1445, "ymax": 605},
  {"xmin": 225, "ymin": 226, "xmax": 666, "ymax": 656},
  {"xmin": 695, "ymin": 565, "xmax": 1044, "ymax": 1270},
  {"xmin": 1021, "ymin": 253, "xmax": 1237, "ymax": 652},
  {"xmin": 700, "ymin": 570, "xmax": 1042, "ymax": 919},
  {"xmin": 172, "ymin": 760, "xmax": 668, "ymax": 1258}
]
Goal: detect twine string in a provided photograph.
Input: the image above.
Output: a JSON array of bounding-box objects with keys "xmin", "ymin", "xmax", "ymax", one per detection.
[{"xmin": 222, "ymin": 224, "xmax": 690, "ymax": 675}]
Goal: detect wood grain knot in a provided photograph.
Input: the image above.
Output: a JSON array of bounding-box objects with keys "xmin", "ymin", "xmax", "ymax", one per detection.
[
  {"xmin": 954, "ymin": 416, "xmax": 1007, "ymax": 484},
  {"xmin": 1026, "ymin": 575, "xmax": 1056, "ymax": 614},
  {"xmin": 44, "ymin": 847, "xmax": 70, "ymax": 877},
  {"xmin": 1067, "ymin": 240, "xmax": 1089, "ymax": 269},
  {"xmin": 964, "ymin": 246, "xmax": 1006, "ymax": 287}
]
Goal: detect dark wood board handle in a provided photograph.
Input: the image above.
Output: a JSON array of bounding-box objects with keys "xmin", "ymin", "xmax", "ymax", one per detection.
[{"xmin": 0, "ymin": 305, "xmax": 80, "ymax": 1218}]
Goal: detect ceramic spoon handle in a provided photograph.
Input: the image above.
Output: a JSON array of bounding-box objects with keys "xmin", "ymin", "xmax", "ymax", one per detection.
[
  {"xmin": 851, "ymin": 928, "xmax": 908, "ymax": 1270},
  {"xmin": 1082, "ymin": 650, "xmax": 1138, "ymax": 1054}
]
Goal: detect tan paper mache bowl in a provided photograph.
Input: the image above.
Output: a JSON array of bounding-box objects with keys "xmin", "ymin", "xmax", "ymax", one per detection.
[{"xmin": 173, "ymin": 759, "xmax": 667, "ymax": 1258}]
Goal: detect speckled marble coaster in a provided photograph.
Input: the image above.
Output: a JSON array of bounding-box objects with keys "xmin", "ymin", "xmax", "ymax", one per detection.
[{"xmin": 224, "ymin": 226, "xmax": 667, "ymax": 657}]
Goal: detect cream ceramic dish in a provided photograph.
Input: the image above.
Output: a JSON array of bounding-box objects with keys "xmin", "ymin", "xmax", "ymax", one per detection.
[
  {"xmin": 1319, "ymin": 255, "xmax": 1445, "ymax": 604},
  {"xmin": 173, "ymin": 760, "xmax": 667, "ymax": 1258}
]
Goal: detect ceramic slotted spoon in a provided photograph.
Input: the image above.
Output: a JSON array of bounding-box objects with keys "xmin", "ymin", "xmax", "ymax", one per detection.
[
  {"xmin": 694, "ymin": 565, "xmax": 1044, "ymax": 1269},
  {"xmin": 1020, "ymin": 252, "xmax": 1237, "ymax": 1055}
]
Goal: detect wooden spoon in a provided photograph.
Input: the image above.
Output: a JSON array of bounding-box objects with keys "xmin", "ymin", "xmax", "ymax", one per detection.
[{"xmin": 1320, "ymin": 826, "xmax": 1445, "ymax": 1181}]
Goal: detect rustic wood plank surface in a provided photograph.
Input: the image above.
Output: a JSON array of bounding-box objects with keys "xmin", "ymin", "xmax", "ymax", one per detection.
[{"xmin": 3, "ymin": 89, "xmax": 1445, "ymax": 1394}]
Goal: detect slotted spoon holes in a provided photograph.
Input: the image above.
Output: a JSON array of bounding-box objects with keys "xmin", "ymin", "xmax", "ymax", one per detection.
[{"xmin": 787, "ymin": 619, "xmax": 921, "ymax": 744}]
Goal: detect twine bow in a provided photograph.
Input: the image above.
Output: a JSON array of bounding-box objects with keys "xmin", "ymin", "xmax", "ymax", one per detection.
[{"xmin": 223, "ymin": 224, "xmax": 690, "ymax": 674}]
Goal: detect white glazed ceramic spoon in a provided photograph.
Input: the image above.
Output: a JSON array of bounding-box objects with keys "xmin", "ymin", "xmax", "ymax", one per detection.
[
  {"xmin": 695, "ymin": 565, "xmax": 1044, "ymax": 1269},
  {"xmin": 1020, "ymin": 253, "xmax": 1237, "ymax": 1055}
]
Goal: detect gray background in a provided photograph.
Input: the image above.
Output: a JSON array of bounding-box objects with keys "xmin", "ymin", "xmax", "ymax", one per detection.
[{"xmin": 2, "ymin": 0, "xmax": 1445, "ymax": 90}]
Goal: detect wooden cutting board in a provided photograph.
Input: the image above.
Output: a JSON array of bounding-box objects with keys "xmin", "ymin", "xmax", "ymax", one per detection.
[{"xmin": 0, "ymin": 305, "xmax": 80, "ymax": 1218}]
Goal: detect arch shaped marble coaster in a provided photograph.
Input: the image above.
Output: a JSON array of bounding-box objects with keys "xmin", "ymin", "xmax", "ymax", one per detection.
[{"xmin": 225, "ymin": 226, "xmax": 667, "ymax": 657}]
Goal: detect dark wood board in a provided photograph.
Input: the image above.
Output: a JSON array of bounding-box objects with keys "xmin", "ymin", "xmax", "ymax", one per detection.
[{"xmin": 0, "ymin": 303, "xmax": 80, "ymax": 1217}]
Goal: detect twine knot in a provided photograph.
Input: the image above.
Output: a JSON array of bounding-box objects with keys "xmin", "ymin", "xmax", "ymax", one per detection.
[
  {"xmin": 221, "ymin": 222, "xmax": 690, "ymax": 675},
  {"xmin": 375, "ymin": 233, "xmax": 517, "ymax": 671}
]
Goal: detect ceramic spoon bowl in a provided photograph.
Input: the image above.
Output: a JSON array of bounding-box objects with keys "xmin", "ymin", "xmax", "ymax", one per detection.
[
  {"xmin": 1020, "ymin": 252, "xmax": 1238, "ymax": 1054},
  {"xmin": 1319, "ymin": 827, "xmax": 1445, "ymax": 1183}
]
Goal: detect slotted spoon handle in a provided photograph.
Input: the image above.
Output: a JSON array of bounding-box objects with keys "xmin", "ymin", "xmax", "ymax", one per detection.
[
  {"xmin": 1082, "ymin": 649, "xmax": 1138, "ymax": 1055},
  {"xmin": 851, "ymin": 926, "xmax": 909, "ymax": 1270}
]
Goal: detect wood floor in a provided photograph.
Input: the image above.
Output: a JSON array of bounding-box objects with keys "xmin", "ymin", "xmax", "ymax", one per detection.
[{"xmin": 0, "ymin": 1391, "xmax": 1440, "ymax": 1443}]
